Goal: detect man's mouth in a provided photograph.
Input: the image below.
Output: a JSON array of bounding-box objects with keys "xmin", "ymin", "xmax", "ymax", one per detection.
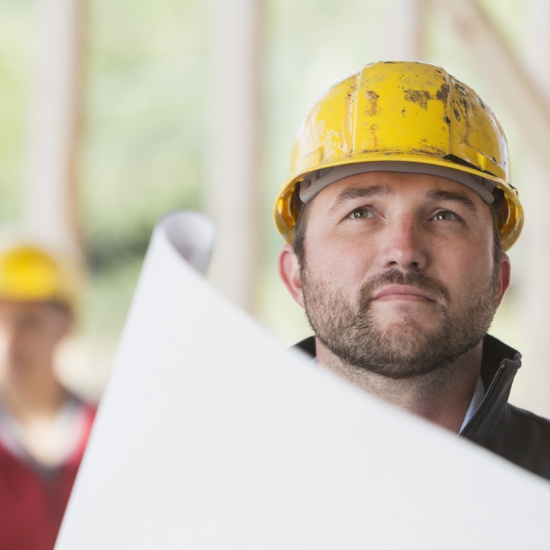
[{"xmin": 371, "ymin": 285, "xmax": 437, "ymax": 303}]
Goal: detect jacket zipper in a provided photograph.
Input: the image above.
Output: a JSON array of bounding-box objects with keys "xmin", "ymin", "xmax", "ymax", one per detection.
[{"xmin": 461, "ymin": 362, "xmax": 507, "ymax": 435}]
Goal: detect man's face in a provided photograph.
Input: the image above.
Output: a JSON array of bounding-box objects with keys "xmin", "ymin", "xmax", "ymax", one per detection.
[
  {"xmin": 279, "ymin": 171, "xmax": 510, "ymax": 378},
  {"xmin": 0, "ymin": 301, "xmax": 71, "ymax": 383}
]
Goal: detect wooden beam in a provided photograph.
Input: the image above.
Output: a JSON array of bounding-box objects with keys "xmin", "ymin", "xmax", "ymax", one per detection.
[
  {"xmin": 380, "ymin": 0, "xmax": 426, "ymax": 60},
  {"xmin": 438, "ymin": 0, "xmax": 550, "ymax": 173},
  {"xmin": 24, "ymin": 0, "xmax": 87, "ymax": 251},
  {"xmin": 204, "ymin": 0, "xmax": 263, "ymax": 311}
]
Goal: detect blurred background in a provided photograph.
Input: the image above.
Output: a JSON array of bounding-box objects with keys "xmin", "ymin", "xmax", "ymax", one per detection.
[{"xmin": 1, "ymin": 0, "xmax": 549, "ymax": 415}]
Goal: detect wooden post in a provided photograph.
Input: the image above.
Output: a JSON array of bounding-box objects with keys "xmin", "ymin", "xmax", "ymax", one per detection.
[
  {"xmin": 204, "ymin": 0, "xmax": 263, "ymax": 312},
  {"xmin": 24, "ymin": 0, "xmax": 87, "ymax": 251},
  {"xmin": 381, "ymin": 0, "xmax": 426, "ymax": 60}
]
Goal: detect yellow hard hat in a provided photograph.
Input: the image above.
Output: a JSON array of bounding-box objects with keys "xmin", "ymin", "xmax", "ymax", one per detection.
[
  {"xmin": 0, "ymin": 243, "xmax": 81, "ymax": 309},
  {"xmin": 274, "ymin": 61, "xmax": 524, "ymax": 250}
]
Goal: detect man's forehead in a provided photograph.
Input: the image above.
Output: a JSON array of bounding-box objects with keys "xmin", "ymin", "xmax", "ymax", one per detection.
[
  {"xmin": 299, "ymin": 162, "xmax": 496, "ymax": 206},
  {"xmin": 318, "ymin": 171, "xmax": 484, "ymax": 206}
]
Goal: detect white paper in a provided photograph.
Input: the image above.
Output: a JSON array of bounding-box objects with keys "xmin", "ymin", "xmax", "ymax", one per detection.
[{"xmin": 56, "ymin": 211, "xmax": 550, "ymax": 550}]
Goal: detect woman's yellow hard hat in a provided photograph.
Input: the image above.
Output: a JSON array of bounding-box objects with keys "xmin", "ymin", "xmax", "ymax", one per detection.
[{"xmin": 0, "ymin": 243, "xmax": 82, "ymax": 309}]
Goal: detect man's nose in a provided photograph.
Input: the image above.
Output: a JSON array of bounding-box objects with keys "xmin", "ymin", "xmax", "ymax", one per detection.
[{"xmin": 377, "ymin": 217, "xmax": 427, "ymax": 271}]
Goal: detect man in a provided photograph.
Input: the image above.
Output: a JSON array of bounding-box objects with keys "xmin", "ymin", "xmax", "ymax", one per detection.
[
  {"xmin": 274, "ymin": 61, "xmax": 550, "ymax": 480},
  {"xmin": 0, "ymin": 242, "xmax": 95, "ymax": 550}
]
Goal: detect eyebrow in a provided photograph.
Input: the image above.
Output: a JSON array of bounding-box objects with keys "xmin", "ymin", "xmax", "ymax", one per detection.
[
  {"xmin": 329, "ymin": 185, "xmax": 480, "ymax": 214},
  {"xmin": 427, "ymin": 190, "xmax": 478, "ymax": 213},
  {"xmin": 329, "ymin": 185, "xmax": 390, "ymax": 213}
]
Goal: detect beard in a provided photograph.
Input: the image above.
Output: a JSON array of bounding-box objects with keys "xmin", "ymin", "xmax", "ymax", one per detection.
[{"xmin": 301, "ymin": 265, "xmax": 501, "ymax": 380}]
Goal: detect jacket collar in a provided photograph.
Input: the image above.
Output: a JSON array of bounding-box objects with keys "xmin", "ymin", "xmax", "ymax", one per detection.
[
  {"xmin": 461, "ymin": 334, "xmax": 521, "ymax": 441},
  {"xmin": 292, "ymin": 333, "xmax": 522, "ymax": 442}
]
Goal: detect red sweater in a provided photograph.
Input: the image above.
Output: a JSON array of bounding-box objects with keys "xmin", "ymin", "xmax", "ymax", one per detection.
[{"xmin": 0, "ymin": 404, "xmax": 95, "ymax": 550}]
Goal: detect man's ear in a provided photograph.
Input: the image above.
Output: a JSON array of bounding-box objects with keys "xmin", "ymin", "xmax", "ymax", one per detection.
[
  {"xmin": 497, "ymin": 252, "xmax": 511, "ymax": 305},
  {"xmin": 278, "ymin": 243, "xmax": 305, "ymax": 308}
]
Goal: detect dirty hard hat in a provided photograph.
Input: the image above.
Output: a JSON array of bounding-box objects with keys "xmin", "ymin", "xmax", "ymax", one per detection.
[{"xmin": 273, "ymin": 60, "xmax": 523, "ymax": 250}]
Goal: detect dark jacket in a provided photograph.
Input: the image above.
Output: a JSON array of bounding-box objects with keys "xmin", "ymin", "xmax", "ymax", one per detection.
[{"xmin": 294, "ymin": 334, "xmax": 550, "ymax": 482}]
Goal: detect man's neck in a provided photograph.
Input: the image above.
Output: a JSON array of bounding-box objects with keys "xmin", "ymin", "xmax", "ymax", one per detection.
[{"xmin": 316, "ymin": 339, "xmax": 483, "ymax": 433}]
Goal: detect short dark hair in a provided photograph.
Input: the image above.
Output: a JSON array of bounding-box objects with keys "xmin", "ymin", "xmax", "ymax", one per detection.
[{"xmin": 292, "ymin": 198, "xmax": 309, "ymax": 268}]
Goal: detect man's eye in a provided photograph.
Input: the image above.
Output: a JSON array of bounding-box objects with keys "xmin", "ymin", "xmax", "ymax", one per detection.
[
  {"xmin": 432, "ymin": 210, "xmax": 461, "ymax": 222},
  {"xmin": 349, "ymin": 208, "xmax": 373, "ymax": 219}
]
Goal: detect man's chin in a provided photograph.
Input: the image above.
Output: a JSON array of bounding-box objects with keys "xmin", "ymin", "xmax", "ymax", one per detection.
[
  {"xmin": 368, "ymin": 310, "xmax": 443, "ymax": 336},
  {"xmin": 370, "ymin": 295, "xmax": 440, "ymax": 311}
]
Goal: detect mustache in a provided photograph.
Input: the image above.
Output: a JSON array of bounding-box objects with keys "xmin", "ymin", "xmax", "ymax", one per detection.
[{"xmin": 359, "ymin": 269, "xmax": 450, "ymax": 306}]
